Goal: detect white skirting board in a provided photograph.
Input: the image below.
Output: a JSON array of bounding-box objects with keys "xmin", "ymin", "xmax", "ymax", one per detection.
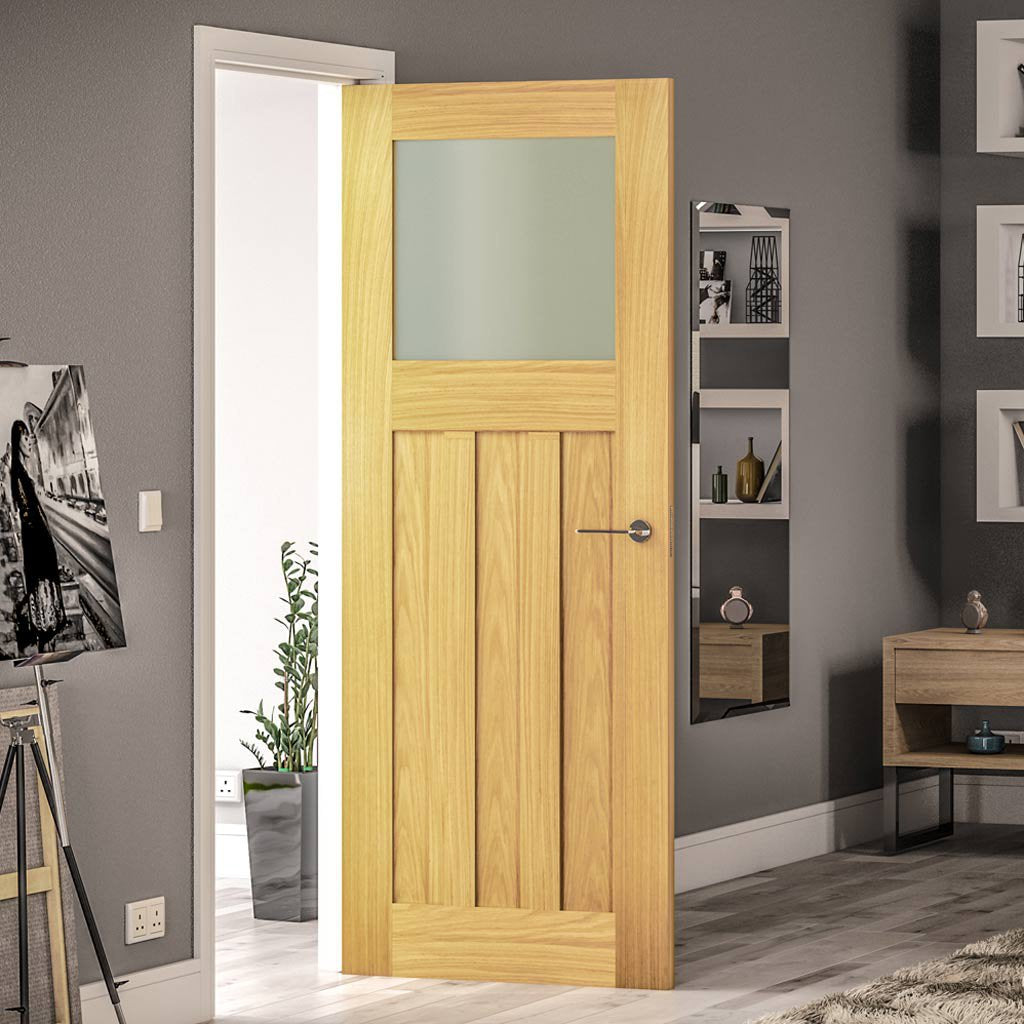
[
  {"xmin": 81, "ymin": 959, "xmax": 205, "ymax": 1024},
  {"xmin": 676, "ymin": 774, "xmax": 1015, "ymax": 893}
]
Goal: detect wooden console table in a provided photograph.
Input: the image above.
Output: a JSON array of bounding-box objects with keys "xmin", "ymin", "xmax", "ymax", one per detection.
[
  {"xmin": 884, "ymin": 627, "xmax": 1024, "ymax": 852},
  {"xmin": 699, "ymin": 623, "xmax": 789, "ymax": 704}
]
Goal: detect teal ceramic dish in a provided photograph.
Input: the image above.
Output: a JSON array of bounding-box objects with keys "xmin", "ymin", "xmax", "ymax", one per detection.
[{"xmin": 967, "ymin": 720, "xmax": 1005, "ymax": 754}]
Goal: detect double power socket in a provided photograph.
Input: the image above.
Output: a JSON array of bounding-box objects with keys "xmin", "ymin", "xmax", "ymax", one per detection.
[{"xmin": 125, "ymin": 896, "xmax": 165, "ymax": 945}]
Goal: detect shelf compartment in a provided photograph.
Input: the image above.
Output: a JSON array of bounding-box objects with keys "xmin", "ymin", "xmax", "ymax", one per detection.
[
  {"xmin": 976, "ymin": 389, "xmax": 1024, "ymax": 521},
  {"xmin": 976, "ymin": 206, "xmax": 1024, "ymax": 337},
  {"xmin": 694, "ymin": 203, "xmax": 790, "ymax": 339},
  {"xmin": 697, "ymin": 389, "xmax": 789, "ymax": 521},
  {"xmin": 977, "ymin": 20, "xmax": 1024, "ymax": 156}
]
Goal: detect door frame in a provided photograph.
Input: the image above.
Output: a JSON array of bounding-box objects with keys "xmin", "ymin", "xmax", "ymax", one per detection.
[{"xmin": 193, "ymin": 25, "xmax": 394, "ymax": 1018}]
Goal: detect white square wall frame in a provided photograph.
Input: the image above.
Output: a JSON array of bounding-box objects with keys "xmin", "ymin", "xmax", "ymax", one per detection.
[
  {"xmin": 977, "ymin": 390, "xmax": 1024, "ymax": 521},
  {"xmin": 977, "ymin": 206, "xmax": 1024, "ymax": 337},
  {"xmin": 977, "ymin": 21, "xmax": 1024, "ymax": 155}
]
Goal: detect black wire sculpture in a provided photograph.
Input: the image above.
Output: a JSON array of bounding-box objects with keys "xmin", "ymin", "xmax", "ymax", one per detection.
[{"xmin": 745, "ymin": 234, "xmax": 782, "ymax": 324}]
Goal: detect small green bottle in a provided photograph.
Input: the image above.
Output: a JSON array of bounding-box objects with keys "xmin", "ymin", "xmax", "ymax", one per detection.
[{"xmin": 712, "ymin": 465, "xmax": 728, "ymax": 504}]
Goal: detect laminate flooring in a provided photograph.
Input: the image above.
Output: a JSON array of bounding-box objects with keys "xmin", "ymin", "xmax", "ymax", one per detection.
[{"xmin": 213, "ymin": 824, "xmax": 1024, "ymax": 1024}]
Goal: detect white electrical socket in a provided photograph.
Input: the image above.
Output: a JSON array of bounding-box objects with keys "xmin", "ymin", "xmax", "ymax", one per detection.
[
  {"xmin": 215, "ymin": 770, "xmax": 241, "ymax": 803},
  {"xmin": 125, "ymin": 897, "xmax": 165, "ymax": 944}
]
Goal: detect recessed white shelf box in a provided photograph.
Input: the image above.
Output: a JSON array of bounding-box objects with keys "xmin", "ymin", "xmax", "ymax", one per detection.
[
  {"xmin": 977, "ymin": 21, "xmax": 1024, "ymax": 156},
  {"xmin": 696, "ymin": 203, "xmax": 790, "ymax": 339},
  {"xmin": 698, "ymin": 389, "xmax": 789, "ymax": 520},
  {"xmin": 977, "ymin": 206, "xmax": 1024, "ymax": 337},
  {"xmin": 977, "ymin": 390, "xmax": 1024, "ymax": 521}
]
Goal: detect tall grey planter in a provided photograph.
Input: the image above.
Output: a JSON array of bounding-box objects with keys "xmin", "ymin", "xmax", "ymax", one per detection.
[{"xmin": 242, "ymin": 768, "xmax": 318, "ymax": 922}]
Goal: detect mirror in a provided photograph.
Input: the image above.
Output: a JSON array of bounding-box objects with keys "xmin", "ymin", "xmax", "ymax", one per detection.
[{"xmin": 690, "ymin": 202, "xmax": 791, "ymax": 724}]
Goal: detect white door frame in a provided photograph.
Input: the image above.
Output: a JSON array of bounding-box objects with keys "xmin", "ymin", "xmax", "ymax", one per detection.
[{"xmin": 193, "ymin": 26, "xmax": 394, "ymax": 1022}]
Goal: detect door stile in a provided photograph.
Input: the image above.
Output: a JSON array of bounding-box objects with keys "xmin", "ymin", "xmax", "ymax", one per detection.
[
  {"xmin": 611, "ymin": 78, "xmax": 675, "ymax": 990},
  {"xmin": 342, "ymin": 82, "xmax": 394, "ymax": 976}
]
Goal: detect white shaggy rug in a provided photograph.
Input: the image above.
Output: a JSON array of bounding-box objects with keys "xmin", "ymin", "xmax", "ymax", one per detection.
[{"xmin": 754, "ymin": 930, "xmax": 1024, "ymax": 1023}]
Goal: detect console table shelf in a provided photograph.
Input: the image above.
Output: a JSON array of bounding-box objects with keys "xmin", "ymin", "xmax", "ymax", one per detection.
[{"xmin": 885, "ymin": 744, "xmax": 1024, "ymax": 771}]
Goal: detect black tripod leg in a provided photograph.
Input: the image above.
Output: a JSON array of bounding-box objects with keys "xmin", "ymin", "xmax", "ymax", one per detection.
[
  {"xmin": 30, "ymin": 741, "xmax": 128, "ymax": 1024},
  {"xmin": 16, "ymin": 744, "xmax": 29, "ymax": 1023}
]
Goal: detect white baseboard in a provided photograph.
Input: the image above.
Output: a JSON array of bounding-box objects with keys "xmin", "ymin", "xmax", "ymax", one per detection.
[
  {"xmin": 216, "ymin": 822, "xmax": 250, "ymax": 880},
  {"xmin": 81, "ymin": 959, "xmax": 204, "ymax": 1024},
  {"xmin": 676, "ymin": 774, "xmax": 1023, "ymax": 893}
]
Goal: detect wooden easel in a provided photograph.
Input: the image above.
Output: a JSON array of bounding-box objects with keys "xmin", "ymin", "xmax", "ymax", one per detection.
[{"xmin": 0, "ymin": 704, "xmax": 72, "ymax": 1024}]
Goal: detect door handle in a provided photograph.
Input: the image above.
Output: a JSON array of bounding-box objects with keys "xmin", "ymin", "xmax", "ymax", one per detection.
[{"xmin": 576, "ymin": 519, "xmax": 652, "ymax": 543}]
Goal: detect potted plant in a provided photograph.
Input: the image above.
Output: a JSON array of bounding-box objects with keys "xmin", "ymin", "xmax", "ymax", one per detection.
[{"xmin": 240, "ymin": 541, "xmax": 318, "ymax": 922}]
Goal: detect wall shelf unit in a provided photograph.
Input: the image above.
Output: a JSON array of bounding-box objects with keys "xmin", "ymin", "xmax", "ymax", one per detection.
[
  {"xmin": 976, "ymin": 389, "xmax": 1024, "ymax": 521},
  {"xmin": 695, "ymin": 204, "xmax": 790, "ymax": 340},
  {"xmin": 976, "ymin": 206, "xmax": 1024, "ymax": 337},
  {"xmin": 699, "ymin": 388, "xmax": 789, "ymax": 521},
  {"xmin": 977, "ymin": 20, "xmax": 1024, "ymax": 156}
]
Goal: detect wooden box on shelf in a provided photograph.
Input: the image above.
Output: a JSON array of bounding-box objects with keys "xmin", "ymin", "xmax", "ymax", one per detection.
[
  {"xmin": 884, "ymin": 628, "xmax": 1024, "ymax": 771},
  {"xmin": 699, "ymin": 623, "xmax": 789, "ymax": 703}
]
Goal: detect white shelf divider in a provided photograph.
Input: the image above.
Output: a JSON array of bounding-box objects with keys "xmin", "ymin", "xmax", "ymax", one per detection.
[{"xmin": 977, "ymin": 20, "xmax": 1024, "ymax": 156}]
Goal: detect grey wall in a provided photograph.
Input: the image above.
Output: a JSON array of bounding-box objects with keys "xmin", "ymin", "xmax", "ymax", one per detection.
[
  {"xmin": 941, "ymin": 1, "xmax": 1024, "ymax": 626},
  {"xmin": 0, "ymin": 0, "xmax": 941, "ymax": 977}
]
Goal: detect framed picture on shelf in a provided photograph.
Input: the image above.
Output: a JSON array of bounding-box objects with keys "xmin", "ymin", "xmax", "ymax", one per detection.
[
  {"xmin": 699, "ymin": 279, "xmax": 732, "ymax": 325},
  {"xmin": 699, "ymin": 249, "xmax": 726, "ymax": 281}
]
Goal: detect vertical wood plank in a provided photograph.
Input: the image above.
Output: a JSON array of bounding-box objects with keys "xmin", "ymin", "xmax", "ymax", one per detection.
[
  {"xmin": 561, "ymin": 432, "xmax": 613, "ymax": 913},
  {"xmin": 518, "ymin": 432, "xmax": 562, "ymax": 911},
  {"xmin": 612, "ymin": 78, "xmax": 675, "ymax": 989},
  {"xmin": 342, "ymin": 83, "xmax": 393, "ymax": 975},
  {"xmin": 393, "ymin": 432, "xmax": 430, "ymax": 905},
  {"xmin": 475, "ymin": 433, "xmax": 521, "ymax": 908},
  {"xmin": 393, "ymin": 432, "xmax": 476, "ymax": 908},
  {"xmin": 429, "ymin": 432, "xmax": 477, "ymax": 907}
]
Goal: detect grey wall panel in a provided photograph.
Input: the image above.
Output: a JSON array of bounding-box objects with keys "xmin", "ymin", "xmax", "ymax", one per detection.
[{"xmin": 0, "ymin": 0, "xmax": 940, "ymax": 977}]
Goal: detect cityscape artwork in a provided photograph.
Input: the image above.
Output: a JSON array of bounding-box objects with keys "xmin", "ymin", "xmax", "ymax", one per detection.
[{"xmin": 0, "ymin": 365, "xmax": 125, "ymax": 660}]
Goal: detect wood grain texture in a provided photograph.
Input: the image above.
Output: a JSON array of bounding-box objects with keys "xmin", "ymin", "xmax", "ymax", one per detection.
[
  {"xmin": 517, "ymin": 432, "xmax": 561, "ymax": 911},
  {"xmin": 392, "ymin": 80, "xmax": 617, "ymax": 139},
  {"xmin": 561, "ymin": 432, "xmax": 613, "ymax": 914},
  {"xmin": 475, "ymin": 433, "xmax": 521, "ymax": 909},
  {"xmin": 883, "ymin": 635, "xmax": 951, "ymax": 759},
  {"xmin": 391, "ymin": 361, "xmax": 615, "ymax": 432},
  {"xmin": 698, "ymin": 624, "xmax": 790, "ymax": 702},
  {"xmin": 611, "ymin": 77, "xmax": 675, "ymax": 990},
  {"xmin": 391, "ymin": 903, "xmax": 616, "ymax": 987},
  {"xmin": 888, "ymin": 627, "xmax": 1024, "ymax": 651},
  {"xmin": 475, "ymin": 432, "xmax": 561, "ymax": 911},
  {"xmin": 342, "ymin": 82, "xmax": 393, "ymax": 975},
  {"xmin": 393, "ymin": 432, "xmax": 476, "ymax": 907},
  {"xmin": 885, "ymin": 744, "xmax": 1024, "ymax": 770},
  {"xmin": 894, "ymin": 649, "xmax": 1024, "ymax": 706}
]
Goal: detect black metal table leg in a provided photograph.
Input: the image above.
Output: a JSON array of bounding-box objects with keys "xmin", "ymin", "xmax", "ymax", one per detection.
[{"xmin": 884, "ymin": 765, "xmax": 955, "ymax": 854}]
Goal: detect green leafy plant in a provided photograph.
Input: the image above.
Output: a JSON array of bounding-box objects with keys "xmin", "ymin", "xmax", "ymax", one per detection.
[{"xmin": 241, "ymin": 541, "xmax": 318, "ymax": 772}]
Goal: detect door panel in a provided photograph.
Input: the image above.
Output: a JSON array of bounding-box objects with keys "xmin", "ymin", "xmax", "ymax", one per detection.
[{"xmin": 343, "ymin": 78, "xmax": 674, "ymax": 989}]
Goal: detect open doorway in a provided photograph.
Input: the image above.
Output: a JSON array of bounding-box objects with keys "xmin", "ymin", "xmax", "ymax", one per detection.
[{"xmin": 193, "ymin": 27, "xmax": 394, "ymax": 1021}]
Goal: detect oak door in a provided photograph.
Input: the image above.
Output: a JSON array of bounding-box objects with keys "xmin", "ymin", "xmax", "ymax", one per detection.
[{"xmin": 342, "ymin": 79, "xmax": 674, "ymax": 990}]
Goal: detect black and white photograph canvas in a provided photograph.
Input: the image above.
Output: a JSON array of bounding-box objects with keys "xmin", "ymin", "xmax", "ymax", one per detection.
[
  {"xmin": 699, "ymin": 279, "xmax": 732, "ymax": 324},
  {"xmin": 0, "ymin": 365, "xmax": 125, "ymax": 661}
]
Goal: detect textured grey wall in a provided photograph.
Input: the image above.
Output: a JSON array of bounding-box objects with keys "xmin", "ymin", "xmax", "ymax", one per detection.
[
  {"xmin": 941, "ymin": 1, "xmax": 1024, "ymax": 624},
  {"xmin": 1, "ymin": 0, "xmax": 941, "ymax": 976}
]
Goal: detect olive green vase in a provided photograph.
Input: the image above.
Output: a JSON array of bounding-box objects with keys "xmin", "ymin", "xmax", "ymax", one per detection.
[{"xmin": 736, "ymin": 436, "xmax": 764, "ymax": 502}]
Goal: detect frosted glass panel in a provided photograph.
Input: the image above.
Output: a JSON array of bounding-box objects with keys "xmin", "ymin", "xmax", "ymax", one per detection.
[{"xmin": 394, "ymin": 138, "xmax": 615, "ymax": 360}]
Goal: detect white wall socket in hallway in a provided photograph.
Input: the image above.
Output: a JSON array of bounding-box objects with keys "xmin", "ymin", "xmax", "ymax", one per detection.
[
  {"xmin": 125, "ymin": 896, "xmax": 165, "ymax": 944},
  {"xmin": 215, "ymin": 769, "xmax": 241, "ymax": 802}
]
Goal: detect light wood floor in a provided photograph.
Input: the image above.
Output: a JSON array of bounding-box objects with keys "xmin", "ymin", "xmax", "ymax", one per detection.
[{"xmin": 213, "ymin": 824, "xmax": 1024, "ymax": 1024}]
